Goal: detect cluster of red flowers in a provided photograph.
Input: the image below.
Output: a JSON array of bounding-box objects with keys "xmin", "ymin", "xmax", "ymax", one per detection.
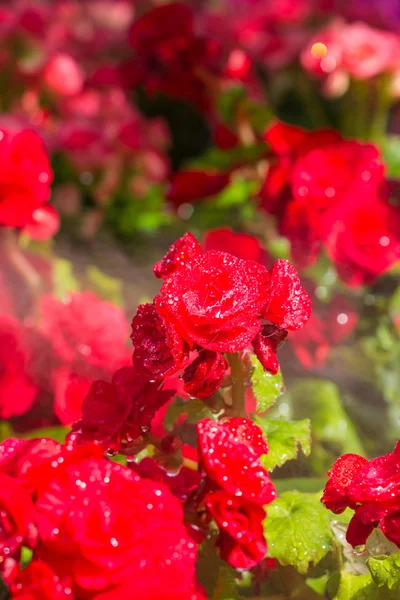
[
  {"xmin": 0, "ymin": 236, "xmax": 313, "ymax": 596},
  {"xmin": 0, "ymin": 291, "xmax": 131, "ymax": 428},
  {"xmin": 260, "ymin": 121, "xmax": 400, "ymax": 286},
  {"xmin": 322, "ymin": 443, "xmax": 400, "ymax": 549},
  {"xmin": 197, "ymin": 418, "xmax": 276, "ymax": 569},
  {"xmin": 0, "ymin": 437, "xmax": 202, "ymax": 600}
]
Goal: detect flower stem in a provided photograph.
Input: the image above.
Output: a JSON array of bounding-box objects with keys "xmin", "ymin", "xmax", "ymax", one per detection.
[{"xmin": 226, "ymin": 352, "xmax": 247, "ymax": 418}]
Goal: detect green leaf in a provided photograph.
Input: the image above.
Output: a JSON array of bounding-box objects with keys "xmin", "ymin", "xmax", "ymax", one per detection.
[
  {"xmin": 53, "ymin": 258, "xmax": 79, "ymax": 300},
  {"xmin": 255, "ymin": 417, "xmax": 311, "ymax": 471},
  {"xmin": 306, "ymin": 574, "xmax": 329, "ymax": 595},
  {"xmin": 22, "ymin": 426, "xmax": 69, "ymax": 443},
  {"xmin": 333, "ymin": 572, "xmax": 378, "ymax": 600},
  {"xmin": 274, "ymin": 477, "xmax": 326, "ymax": 494},
  {"xmin": 164, "ymin": 397, "xmax": 215, "ymax": 432},
  {"xmin": 86, "ymin": 266, "xmax": 123, "ymax": 306},
  {"xmin": 214, "ymin": 178, "xmax": 258, "ymax": 208},
  {"xmin": 250, "ymin": 355, "xmax": 284, "ymax": 413},
  {"xmin": 382, "ymin": 136, "xmax": 400, "ymax": 179},
  {"xmin": 288, "ymin": 379, "xmax": 364, "ymax": 472},
  {"xmin": 264, "ymin": 491, "xmax": 334, "ymax": 574},
  {"xmin": 368, "ymin": 552, "xmax": 400, "ymax": 591}
]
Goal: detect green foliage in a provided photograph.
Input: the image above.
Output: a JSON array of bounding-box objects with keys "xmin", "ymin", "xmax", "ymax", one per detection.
[
  {"xmin": 53, "ymin": 258, "xmax": 79, "ymax": 300},
  {"xmin": 255, "ymin": 417, "xmax": 311, "ymax": 471},
  {"xmin": 368, "ymin": 552, "xmax": 400, "ymax": 591},
  {"xmin": 164, "ymin": 397, "xmax": 216, "ymax": 432},
  {"xmin": 306, "ymin": 574, "xmax": 329, "ymax": 595},
  {"xmin": 288, "ymin": 379, "xmax": 364, "ymax": 472},
  {"xmin": 381, "ymin": 136, "xmax": 400, "ymax": 179},
  {"xmin": 250, "ymin": 355, "xmax": 284, "ymax": 413},
  {"xmin": 22, "ymin": 426, "xmax": 69, "ymax": 443},
  {"xmin": 86, "ymin": 266, "xmax": 123, "ymax": 306},
  {"xmin": 332, "ymin": 572, "xmax": 379, "ymax": 600},
  {"xmin": 263, "ymin": 491, "xmax": 334, "ymax": 574}
]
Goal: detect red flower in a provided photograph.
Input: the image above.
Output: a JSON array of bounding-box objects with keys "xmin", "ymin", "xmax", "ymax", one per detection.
[
  {"xmin": 167, "ymin": 170, "xmax": 230, "ymax": 208},
  {"xmin": 259, "ymin": 121, "xmax": 341, "ymax": 217},
  {"xmin": 35, "ymin": 447, "xmax": 197, "ymax": 599},
  {"xmin": 0, "ymin": 473, "xmax": 37, "ymax": 582},
  {"xmin": 23, "ymin": 205, "xmax": 60, "ymax": 242},
  {"xmin": 10, "ymin": 561, "xmax": 72, "ymax": 600},
  {"xmin": 322, "ymin": 443, "xmax": 400, "ymax": 549},
  {"xmin": 325, "ymin": 192, "xmax": 400, "ymax": 287},
  {"xmin": 203, "ymin": 228, "xmax": 266, "ymax": 265},
  {"xmin": 153, "ymin": 233, "xmax": 202, "ymax": 279},
  {"xmin": 71, "ymin": 366, "xmax": 175, "ymax": 451},
  {"xmin": 0, "ymin": 315, "xmax": 39, "ymax": 419},
  {"xmin": 252, "ymin": 325, "xmax": 288, "ymax": 375},
  {"xmin": 291, "ymin": 141, "xmax": 384, "ymax": 212},
  {"xmin": 322, "ymin": 453, "xmax": 369, "ymax": 514},
  {"xmin": 263, "ymin": 260, "xmax": 311, "ymax": 331},
  {"xmin": 0, "ymin": 438, "xmax": 62, "ymax": 494},
  {"xmin": 197, "ymin": 418, "xmax": 276, "ymax": 505},
  {"xmin": 39, "ymin": 292, "xmax": 130, "ymax": 372},
  {"xmin": 0, "ymin": 128, "xmax": 53, "ymax": 228},
  {"xmin": 183, "ymin": 351, "xmax": 228, "ymax": 399},
  {"xmin": 206, "ymin": 491, "xmax": 266, "ymax": 569},
  {"xmin": 133, "ymin": 455, "xmax": 201, "ymax": 503},
  {"xmin": 131, "ymin": 303, "xmax": 189, "ymax": 380},
  {"xmin": 156, "ymin": 250, "xmax": 270, "ymax": 353}
]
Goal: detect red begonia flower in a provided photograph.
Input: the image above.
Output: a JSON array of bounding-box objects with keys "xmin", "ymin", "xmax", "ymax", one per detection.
[
  {"xmin": 156, "ymin": 250, "xmax": 270, "ymax": 353},
  {"xmin": 263, "ymin": 259, "xmax": 311, "ymax": 331},
  {"xmin": 197, "ymin": 418, "xmax": 276, "ymax": 505},
  {"xmin": 0, "ymin": 128, "xmax": 53, "ymax": 227},
  {"xmin": 10, "ymin": 561, "xmax": 72, "ymax": 600},
  {"xmin": 131, "ymin": 302, "xmax": 189, "ymax": 380},
  {"xmin": 252, "ymin": 325, "xmax": 288, "ymax": 375},
  {"xmin": 35, "ymin": 447, "xmax": 197, "ymax": 599},
  {"xmin": 206, "ymin": 490, "xmax": 267, "ymax": 569},
  {"xmin": 203, "ymin": 228, "xmax": 266, "ymax": 265},
  {"xmin": 153, "ymin": 232, "xmax": 202, "ymax": 279},
  {"xmin": 183, "ymin": 351, "xmax": 228, "ymax": 399}
]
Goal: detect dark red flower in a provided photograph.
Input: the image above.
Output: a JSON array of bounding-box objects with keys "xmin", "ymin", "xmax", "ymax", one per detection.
[
  {"xmin": 72, "ymin": 366, "xmax": 175, "ymax": 451},
  {"xmin": 167, "ymin": 170, "xmax": 230, "ymax": 207},
  {"xmin": 322, "ymin": 443, "xmax": 400, "ymax": 549},
  {"xmin": 133, "ymin": 454, "xmax": 200, "ymax": 503},
  {"xmin": 156, "ymin": 249, "xmax": 270, "ymax": 353},
  {"xmin": 35, "ymin": 447, "xmax": 197, "ymax": 599},
  {"xmin": 252, "ymin": 325, "xmax": 288, "ymax": 375},
  {"xmin": 203, "ymin": 228, "xmax": 266, "ymax": 264},
  {"xmin": 10, "ymin": 561, "xmax": 72, "ymax": 600},
  {"xmin": 153, "ymin": 233, "xmax": 202, "ymax": 279},
  {"xmin": 0, "ymin": 128, "xmax": 53, "ymax": 228},
  {"xmin": 206, "ymin": 490, "xmax": 266, "ymax": 569},
  {"xmin": 127, "ymin": 3, "xmax": 221, "ymax": 109},
  {"xmin": 197, "ymin": 418, "xmax": 276, "ymax": 505},
  {"xmin": 131, "ymin": 303, "xmax": 189, "ymax": 380},
  {"xmin": 183, "ymin": 351, "xmax": 228, "ymax": 399},
  {"xmin": 0, "ymin": 315, "xmax": 39, "ymax": 419},
  {"xmin": 0, "ymin": 473, "xmax": 37, "ymax": 582},
  {"xmin": 263, "ymin": 259, "xmax": 311, "ymax": 331}
]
